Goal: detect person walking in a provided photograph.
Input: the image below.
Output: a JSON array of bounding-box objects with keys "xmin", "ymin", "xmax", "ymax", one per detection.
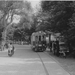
[{"xmin": 8, "ymin": 42, "xmax": 14, "ymax": 56}]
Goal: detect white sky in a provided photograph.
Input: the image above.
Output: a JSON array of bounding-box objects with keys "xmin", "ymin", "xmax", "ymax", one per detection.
[
  {"xmin": 12, "ymin": 15, "xmax": 21, "ymax": 24},
  {"xmin": 25, "ymin": 0, "xmax": 41, "ymax": 13},
  {"xmin": 13, "ymin": 0, "xmax": 41, "ymax": 24},
  {"xmin": 26, "ymin": 0, "xmax": 41, "ymax": 7}
]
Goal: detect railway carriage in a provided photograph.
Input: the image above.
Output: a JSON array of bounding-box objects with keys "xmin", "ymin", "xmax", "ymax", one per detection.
[{"xmin": 31, "ymin": 31, "xmax": 46, "ymax": 52}]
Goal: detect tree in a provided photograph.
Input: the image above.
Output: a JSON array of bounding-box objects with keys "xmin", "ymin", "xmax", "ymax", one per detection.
[
  {"xmin": 40, "ymin": 1, "xmax": 74, "ymax": 32},
  {"xmin": 0, "ymin": 0, "xmax": 33, "ymax": 43},
  {"xmin": 40, "ymin": 1, "xmax": 75, "ymax": 54}
]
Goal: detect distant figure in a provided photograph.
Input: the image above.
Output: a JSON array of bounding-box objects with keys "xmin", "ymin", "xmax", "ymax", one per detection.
[
  {"xmin": 42, "ymin": 36, "xmax": 46, "ymax": 48},
  {"xmin": 8, "ymin": 42, "xmax": 14, "ymax": 56},
  {"xmin": 49, "ymin": 41, "xmax": 52, "ymax": 52},
  {"xmin": 55, "ymin": 39, "xmax": 59, "ymax": 56},
  {"xmin": 8, "ymin": 42, "xmax": 14, "ymax": 52}
]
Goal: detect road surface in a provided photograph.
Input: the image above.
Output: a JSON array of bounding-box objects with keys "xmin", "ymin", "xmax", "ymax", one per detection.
[{"xmin": 0, "ymin": 45, "xmax": 70, "ymax": 75}]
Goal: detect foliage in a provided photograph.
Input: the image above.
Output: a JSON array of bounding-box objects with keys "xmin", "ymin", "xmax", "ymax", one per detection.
[
  {"xmin": 40, "ymin": 1, "xmax": 75, "ymax": 51},
  {"xmin": 39, "ymin": 1, "xmax": 74, "ymax": 32},
  {"xmin": 13, "ymin": 28, "xmax": 29, "ymax": 41},
  {"xmin": 0, "ymin": 0, "xmax": 33, "ymax": 41}
]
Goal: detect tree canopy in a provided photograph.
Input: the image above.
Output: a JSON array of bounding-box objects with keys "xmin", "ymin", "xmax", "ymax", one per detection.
[
  {"xmin": 36, "ymin": 1, "xmax": 75, "ymax": 48},
  {"xmin": 0, "ymin": 0, "xmax": 34, "ymax": 41},
  {"xmin": 37, "ymin": 1, "xmax": 74, "ymax": 32}
]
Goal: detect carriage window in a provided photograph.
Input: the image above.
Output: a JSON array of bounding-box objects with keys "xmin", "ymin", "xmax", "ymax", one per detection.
[{"xmin": 39, "ymin": 36, "xmax": 41, "ymax": 41}]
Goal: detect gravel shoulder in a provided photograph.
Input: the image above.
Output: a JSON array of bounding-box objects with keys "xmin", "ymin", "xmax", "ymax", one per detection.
[{"xmin": 46, "ymin": 51, "xmax": 75, "ymax": 75}]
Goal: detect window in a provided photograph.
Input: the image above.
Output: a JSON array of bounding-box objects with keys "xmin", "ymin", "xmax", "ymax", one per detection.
[{"xmin": 39, "ymin": 36, "xmax": 41, "ymax": 41}]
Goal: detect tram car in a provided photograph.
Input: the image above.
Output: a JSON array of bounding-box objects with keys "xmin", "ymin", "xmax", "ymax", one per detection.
[{"xmin": 31, "ymin": 31, "xmax": 46, "ymax": 52}]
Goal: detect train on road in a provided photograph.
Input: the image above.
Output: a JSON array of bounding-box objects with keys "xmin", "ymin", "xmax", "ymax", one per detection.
[{"xmin": 31, "ymin": 31, "xmax": 47, "ymax": 52}]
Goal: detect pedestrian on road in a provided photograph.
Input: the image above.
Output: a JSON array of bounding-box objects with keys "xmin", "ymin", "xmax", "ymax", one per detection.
[{"xmin": 8, "ymin": 42, "xmax": 14, "ymax": 54}]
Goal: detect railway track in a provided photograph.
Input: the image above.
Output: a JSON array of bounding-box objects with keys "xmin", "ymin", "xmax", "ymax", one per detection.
[{"xmin": 36, "ymin": 52, "xmax": 49, "ymax": 75}]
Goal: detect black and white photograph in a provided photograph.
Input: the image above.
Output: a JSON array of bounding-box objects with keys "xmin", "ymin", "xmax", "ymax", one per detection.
[{"xmin": 0, "ymin": 0, "xmax": 75, "ymax": 75}]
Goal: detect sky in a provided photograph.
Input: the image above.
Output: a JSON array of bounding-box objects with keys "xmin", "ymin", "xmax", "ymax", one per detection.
[
  {"xmin": 26, "ymin": 0, "xmax": 41, "ymax": 13},
  {"xmin": 26, "ymin": 0, "xmax": 41, "ymax": 7},
  {"xmin": 12, "ymin": 0, "xmax": 42, "ymax": 24},
  {"xmin": 12, "ymin": 15, "xmax": 21, "ymax": 24}
]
